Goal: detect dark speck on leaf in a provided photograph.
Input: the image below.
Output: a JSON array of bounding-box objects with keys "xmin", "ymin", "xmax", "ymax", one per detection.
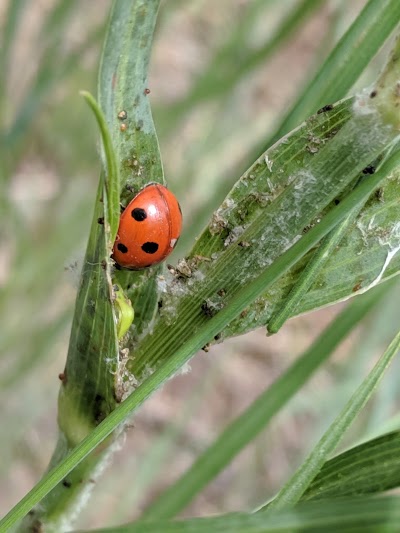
[
  {"xmin": 362, "ymin": 165, "xmax": 376, "ymax": 175},
  {"xmin": 317, "ymin": 104, "xmax": 334, "ymax": 114}
]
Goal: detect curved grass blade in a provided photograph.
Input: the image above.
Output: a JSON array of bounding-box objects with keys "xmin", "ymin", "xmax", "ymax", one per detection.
[
  {"xmin": 78, "ymin": 495, "xmax": 400, "ymax": 532},
  {"xmin": 302, "ymin": 430, "xmax": 400, "ymax": 502},
  {"xmin": 140, "ymin": 285, "xmax": 389, "ymax": 520},
  {"xmin": 81, "ymin": 90, "xmax": 120, "ymax": 244},
  {"xmin": 2, "ymin": 148, "xmax": 400, "ymax": 532},
  {"xmin": 260, "ymin": 329, "xmax": 400, "ymax": 512}
]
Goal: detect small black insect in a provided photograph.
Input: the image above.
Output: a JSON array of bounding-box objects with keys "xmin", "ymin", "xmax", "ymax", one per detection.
[
  {"xmin": 362, "ymin": 165, "xmax": 376, "ymax": 175},
  {"xmin": 317, "ymin": 104, "xmax": 334, "ymax": 114}
]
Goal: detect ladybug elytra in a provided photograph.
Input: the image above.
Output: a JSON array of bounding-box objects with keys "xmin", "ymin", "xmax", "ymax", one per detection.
[{"xmin": 112, "ymin": 184, "xmax": 182, "ymax": 270}]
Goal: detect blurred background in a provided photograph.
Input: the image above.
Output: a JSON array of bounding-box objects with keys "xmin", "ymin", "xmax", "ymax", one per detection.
[{"xmin": 1, "ymin": 0, "xmax": 400, "ymax": 529}]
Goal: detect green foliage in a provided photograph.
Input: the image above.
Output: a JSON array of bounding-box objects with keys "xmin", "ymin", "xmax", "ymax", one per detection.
[
  {"xmin": 1, "ymin": 1, "xmax": 400, "ymax": 532},
  {"xmin": 303, "ymin": 430, "xmax": 400, "ymax": 501},
  {"xmin": 140, "ymin": 285, "xmax": 391, "ymax": 520},
  {"xmin": 265, "ymin": 0, "xmax": 400, "ymax": 148},
  {"xmin": 261, "ymin": 328, "xmax": 400, "ymax": 511},
  {"xmin": 98, "ymin": 0, "xmax": 164, "ymax": 340},
  {"xmin": 80, "ymin": 495, "xmax": 400, "ymax": 532}
]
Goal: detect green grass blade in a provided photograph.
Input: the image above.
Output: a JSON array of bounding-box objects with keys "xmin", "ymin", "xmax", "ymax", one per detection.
[
  {"xmin": 260, "ymin": 329, "xmax": 400, "ymax": 512},
  {"xmin": 267, "ymin": 208, "xmax": 362, "ymax": 335},
  {"xmin": 17, "ymin": 181, "xmax": 119, "ymax": 530},
  {"xmin": 14, "ymin": 2, "xmax": 162, "ymax": 529},
  {"xmin": 266, "ymin": 139, "xmax": 393, "ymax": 335},
  {"xmin": 131, "ymin": 99, "xmax": 399, "ymax": 375},
  {"xmin": 133, "ymin": 34, "xmax": 400, "ymax": 368},
  {"xmin": 263, "ymin": 0, "xmax": 400, "ymax": 150},
  {"xmin": 140, "ymin": 285, "xmax": 389, "ymax": 520},
  {"xmin": 163, "ymin": 0, "xmax": 400, "ymax": 288},
  {"xmin": 2, "ymin": 147, "xmax": 400, "ymax": 532},
  {"xmin": 98, "ymin": 0, "xmax": 164, "ymax": 340},
  {"xmin": 77, "ymin": 496, "xmax": 400, "ymax": 532},
  {"xmin": 81, "ymin": 91, "xmax": 120, "ymax": 243},
  {"xmin": 302, "ymin": 430, "xmax": 400, "ymax": 501},
  {"xmin": 98, "ymin": 0, "xmax": 162, "ymax": 194}
]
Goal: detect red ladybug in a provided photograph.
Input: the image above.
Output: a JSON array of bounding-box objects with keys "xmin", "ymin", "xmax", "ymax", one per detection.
[{"xmin": 113, "ymin": 184, "xmax": 182, "ymax": 269}]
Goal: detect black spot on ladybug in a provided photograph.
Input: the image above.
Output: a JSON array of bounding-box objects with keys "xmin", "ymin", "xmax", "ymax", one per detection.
[
  {"xmin": 362, "ymin": 165, "xmax": 376, "ymax": 175},
  {"xmin": 117, "ymin": 243, "xmax": 128, "ymax": 254},
  {"xmin": 141, "ymin": 242, "xmax": 159, "ymax": 254},
  {"xmin": 131, "ymin": 207, "xmax": 147, "ymax": 221},
  {"xmin": 62, "ymin": 479, "xmax": 72, "ymax": 488}
]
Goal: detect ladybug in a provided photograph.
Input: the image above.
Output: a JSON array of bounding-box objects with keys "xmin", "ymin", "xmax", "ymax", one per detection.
[{"xmin": 112, "ymin": 184, "xmax": 182, "ymax": 269}]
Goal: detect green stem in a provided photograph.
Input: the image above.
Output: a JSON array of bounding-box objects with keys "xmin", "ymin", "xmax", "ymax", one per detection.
[{"xmin": 14, "ymin": 2, "xmax": 161, "ymax": 531}]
